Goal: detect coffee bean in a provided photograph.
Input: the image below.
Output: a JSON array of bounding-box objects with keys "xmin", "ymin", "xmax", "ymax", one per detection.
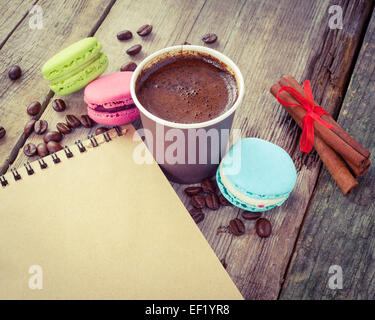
[
  {"xmin": 205, "ymin": 193, "xmax": 220, "ymax": 210},
  {"xmin": 202, "ymin": 33, "xmax": 217, "ymax": 44},
  {"xmin": 229, "ymin": 218, "xmax": 245, "ymax": 236},
  {"xmin": 255, "ymin": 218, "xmax": 272, "ymax": 238},
  {"xmin": 34, "ymin": 120, "xmax": 48, "ymax": 135},
  {"xmin": 242, "ymin": 211, "xmax": 262, "ymax": 221},
  {"xmin": 183, "ymin": 41, "xmax": 191, "ymax": 45},
  {"xmin": 0, "ymin": 126, "xmax": 6, "ymax": 140},
  {"xmin": 126, "ymin": 44, "xmax": 142, "ymax": 56},
  {"xmin": 189, "ymin": 208, "xmax": 205, "ymax": 224},
  {"xmin": 201, "ymin": 178, "xmax": 215, "ymax": 193},
  {"xmin": 184, "ymin": 186, "xmax": 202, "ymax": 196},
  {"xmin": 137, "ymin": 24, "xmax": 152, "ymax": 36},
  {"xmin": 23, "ymin": 143, "xmax": 37, "ymax": 157},
  {"xmin": 8, "ymin": 65, "xmax": 22, "ymax": 80},
  {"xmin": 120, "ymin": 62, "xmax": 137, "ymax": 72},
  {"xmin": 218, "ymin": 194, "xmax": 232, "ymax": 206},
  {"xmin": 117, "ymin": 30, "xmax": 133, "ymax": 41},
  {"xmin": 95, "ymin": 127, "xmax": 108, "ymax": 135},
  {"xmin": 24, "ymin": 119, "xmax": 36, "ymax": 136},
  {"xmin": 56, "ymin": 122, "xmax": 71, "ymax": 134},
  {"xmin": 80, "ymin": 115, "xmax": 93, "ymax": 128},
  {"xmin": 191, "ymin": 195, "xmax": 206, "ymax": 209},
  {"xmin": 37, "ymin": 142, "xmax": 49, "ymax": 157},
  {"xmin": 52, "ymin": 99, "xmax": 66, "ymax": 112},
  {"xmin": 65, "ymin": 115, "xmax": 81, "ymax": 128},
  {"xmin": 46, "ymin": 141, "xmax": 63, "ymax": 153},
  {"xmin": 43, "ymin": 131, "xmax": 62, "ymax": 143},
  {"xmin": 27, "ymin": 101, "xmax": 41, "ymax": 116}
]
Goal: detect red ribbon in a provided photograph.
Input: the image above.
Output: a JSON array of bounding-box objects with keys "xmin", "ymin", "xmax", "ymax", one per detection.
[{"xmin": 276, "ymin": 80, "xmax": 334, "ymax": 153}]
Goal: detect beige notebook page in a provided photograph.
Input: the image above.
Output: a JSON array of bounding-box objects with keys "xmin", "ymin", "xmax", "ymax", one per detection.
[{"xmin": 0, "ymin": 125, "xmax": 242, "ymax": 300}]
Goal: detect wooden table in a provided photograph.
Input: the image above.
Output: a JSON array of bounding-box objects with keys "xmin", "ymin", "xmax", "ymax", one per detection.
[{"xmin": 0, "ymin": 0, "xmax": 374, "ymax": 300}]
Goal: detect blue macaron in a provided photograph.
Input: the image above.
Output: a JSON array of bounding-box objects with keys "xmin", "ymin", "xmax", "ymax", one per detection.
[{"xmin": 216, "ymin": 138, "xmax": 297, "ymax": 212}]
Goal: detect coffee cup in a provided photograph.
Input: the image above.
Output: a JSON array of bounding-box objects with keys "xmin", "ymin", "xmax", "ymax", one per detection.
[{"xmin": 130, "ymin": 45, "xmax": 245, "ymax": 184}]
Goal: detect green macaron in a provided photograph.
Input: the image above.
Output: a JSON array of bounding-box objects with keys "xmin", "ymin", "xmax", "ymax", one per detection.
[{"xmin": 42, "ymin": 37, "xmax": 108, "ymax": 96}]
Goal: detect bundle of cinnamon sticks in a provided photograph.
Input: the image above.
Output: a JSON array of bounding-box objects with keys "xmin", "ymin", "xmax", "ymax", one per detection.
[{"xmin": 270, "ymin": 75, "xmax": 371, "ymax": 195}]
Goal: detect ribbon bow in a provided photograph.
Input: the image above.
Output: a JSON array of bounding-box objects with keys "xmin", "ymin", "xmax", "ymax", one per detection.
[{"xmin": 276, "ymin": 80, "xmax": 334, "ymax": 153}]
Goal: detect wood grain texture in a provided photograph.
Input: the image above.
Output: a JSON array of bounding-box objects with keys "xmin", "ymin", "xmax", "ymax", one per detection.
[
  {"xmin": 0, "ymin": 0, "xmax": 115, "ymax": 174},
  {"xmin": 171, "ymin": 0, "xmax": 372, "ymax": 299},
  {"xmin": 10, "ymin": 0, "xmax": 207, "ymax": 169},
  {"xmin": 0, "ymin": 0, "xmax": 37, "ymax": 48},
  {"xmin": 2, "ymin": 0, "xmax": 373, "ymax": 300},
  {"xmin": 280, "ymin": 9, "xmax": 375, "ymax": 300}
]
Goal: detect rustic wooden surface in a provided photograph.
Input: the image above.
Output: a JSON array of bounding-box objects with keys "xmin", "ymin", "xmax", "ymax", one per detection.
[
  {"xmin": 0, "ymin": 0, "xmax": 373, "ymax": 299},
  {"xmin": 280, "ymin": 9, "xmax": 375, "ymax": 300}
]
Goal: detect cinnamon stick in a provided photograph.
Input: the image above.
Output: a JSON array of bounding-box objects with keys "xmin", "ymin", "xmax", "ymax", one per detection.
[
  {"xmin": 278, "ymin": 76, "xmax": 368, "ymax": 168},
  {"xmin": 346, "ymin": 158, "xmax": 371, "ymax": 177},
  {"xmin": 282, "ymin": 75, "xmax": 371, "ymax": 159},
  {"xmin": 270, "ymin": 83, "xmax": 358, "ymax": 195}
]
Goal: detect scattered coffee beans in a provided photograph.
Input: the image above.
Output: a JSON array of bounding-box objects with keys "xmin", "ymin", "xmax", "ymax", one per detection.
[
  {"xmin": 126, "ymin": 44, "xmax": 142, "ymax": 56},
  {"xmin": 80, "ymin": 115, "xmax": 93, "ymax": 128},
  {"xmin": 191, "ymin": 195, "xmax": 206, "ymax": 209},
  {"xmin": 56, "ymin": 122, "xmax": 71, "ymax": 134},
  {"xmin": 218, "ymin": 194, "xmax": 231, "ymax": 206},
  {"xmin": 229, "ymin": 218, "xmax": 245, "ymax": 236},
  {"xmin": 117, "ymin": 30, "xmax": 133, "ymax": 41},
  {"xmin": 0, "ymin": 126, "xmax": 6, "ymax": 140},
  {"xmin": 23, "ymin": 143, "xmax": 37, "ymax": 157},
  {"xmin": 137, "ymin": 24, "xmax": 153, "ymax": 36},
  {"xmin": 52, "ymin": 99, "xmax": 66, "ymax": 112},
  {"xmin": 34, "ymin": 120, "xmax": 48, "ymax": 135},
  {"xmin": 201, "ymin": 178, "xmax": 215, "ymax": 193},
  {"xmin": 202, "ymin": 33, "xmax": 217, "ymax": 44},
  {"xmin": 205, "ymin": 193, "xmax": 220, "ymax": 210},
  {"xmin": 95, "ymin": 127, "xmax": 108, "ymax": 135},
  {"xmin": 24, "ymin": 119, "xmax": 36, "ymax": 136},
  {"xmin": 184, "ymin": 186, "xmax": 202, "ymax": 196},
  {"xmin": 27, "ymin": 101, "xmax": 41, "ymax": 116},
  {"xmin": 242, "ymin": 211, "xmax": 262, "ymax": 221},
  {"xmin": 43, "ymin": 131, "xmax": 62, "ymax": 143},
  {"xmin": 120, "ymin": 62, "xmax": 137, "ymax": 72},
  {"xmin": 8, "ymin": 65, "xmax": 22, "ymax": 80},
  {"xmin": 189, "ymin": 208, "xmax": 205, "ymax": 224},
  {"xmin": 46, "ymin": 141, "xmax": 63, "ymax": 153},
  {"xmin": 255, "ymin": 218, "xmax": 272, "ymax": 238},
  {"xmin": 37, "ymin": 142, "xmax": 49, "ymax": 157},
  {"xmin": 66, "ymin": 115, "xmax": 81, "ymax": 128}
]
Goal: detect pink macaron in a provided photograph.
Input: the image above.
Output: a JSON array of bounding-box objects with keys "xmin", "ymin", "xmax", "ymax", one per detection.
[{"xmin": 84, "ymin": 72, "xmax": 140, "ymax": 125}]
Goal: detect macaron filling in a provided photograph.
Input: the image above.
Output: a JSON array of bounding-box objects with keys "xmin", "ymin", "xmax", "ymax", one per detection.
[
  {"xmin": 91, "ymin": 104, "xmax": 137, "ymax": 113},
  {"xmin": 218, "ymin": 164, "xmax": 287, "ymax": 207}
]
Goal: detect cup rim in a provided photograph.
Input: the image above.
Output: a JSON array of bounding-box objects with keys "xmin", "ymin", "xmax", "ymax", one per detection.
[{"xmin": 130, "ymin": 45, "xmax": 245, "ymax": 129}]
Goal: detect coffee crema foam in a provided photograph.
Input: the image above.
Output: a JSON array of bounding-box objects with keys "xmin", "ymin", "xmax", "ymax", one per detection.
[{"xmin": 135, "ymin": 53, "xmax": 238, "ymax": 124}]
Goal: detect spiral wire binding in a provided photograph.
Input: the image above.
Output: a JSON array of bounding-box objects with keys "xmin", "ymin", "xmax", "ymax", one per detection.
[
  {"xmin": 88, "ymin": 135, "xmax": 99, "ymax": 147},
  {"xmin": 64, "ymin": 146, "xmax": 73, "ymax": 158},
  {"xmin": 1, "ymin": 127, "xmax": 124, "ymax": 187}
]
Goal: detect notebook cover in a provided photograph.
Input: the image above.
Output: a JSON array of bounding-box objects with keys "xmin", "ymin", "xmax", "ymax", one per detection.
[{"xmin": 0, "ymin": 125, "xmax": 242, "ymax": 299}]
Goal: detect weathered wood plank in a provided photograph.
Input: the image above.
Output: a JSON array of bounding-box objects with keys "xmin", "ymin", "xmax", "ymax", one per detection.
[
  {"xmin": 280, "ymin": 8, "xmax": 375, "ymax": 300},
  {"xmin": 0, "ymin": 0, "xmax": 36, "ymax": 48},
  {"xmin": 0, "ymin": 0, "xmax": 116, "ymax": 174},
  {"xmin": 11, "ymin": 0, "xmax": 207, "ymax": 169}
]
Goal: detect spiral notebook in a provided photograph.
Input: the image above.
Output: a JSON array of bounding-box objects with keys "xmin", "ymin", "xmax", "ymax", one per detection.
[{"xmin": 0, "ymin": 125, "xmax": 242, "ymax": 300}]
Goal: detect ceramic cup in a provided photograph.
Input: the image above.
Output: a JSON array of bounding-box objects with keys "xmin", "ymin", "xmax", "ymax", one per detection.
[{"xmin": 130, "ymin": 45, "xmax": 245, "ymax": 184}]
